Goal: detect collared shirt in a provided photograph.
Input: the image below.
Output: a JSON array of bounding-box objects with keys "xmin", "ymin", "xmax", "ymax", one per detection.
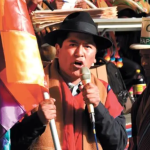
[{"xmin": 68, "ymin": 82, "xmax": 82, "ymax": 96}]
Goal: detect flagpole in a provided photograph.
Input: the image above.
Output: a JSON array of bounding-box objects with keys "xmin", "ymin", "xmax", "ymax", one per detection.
[
  {"xmin": 44, "ymin": 92, "xmax": 61, "ymax": 150},
  {"xmin": 36, "ymin": 2, "xmax": 61, "ymax": 149}
]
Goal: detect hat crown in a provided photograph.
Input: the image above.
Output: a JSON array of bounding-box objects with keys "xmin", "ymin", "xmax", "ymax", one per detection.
[
  {"xmin": 62, "ymin": 12, "xmax": 96, "ymax": 26},
  {"xmin": 60, "ymin": 12, "xmax": 98, "ymax": 33}
]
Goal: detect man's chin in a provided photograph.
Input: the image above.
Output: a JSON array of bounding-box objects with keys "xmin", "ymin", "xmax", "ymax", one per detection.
[{"xmin": 71, "ymin": 71, "xmax": 81, "ymax": 79}]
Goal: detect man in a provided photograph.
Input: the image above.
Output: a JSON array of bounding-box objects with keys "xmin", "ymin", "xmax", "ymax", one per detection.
[
  {"xmin": 129, "ymin": 17, "xmax": 150, "ymax": 150},
  {"xmin": 11, "ymin": 12, "xmax": 127, "ymax": 150},
  {"xmin": 128, "ymin": 50, "xmax": 150, "ymax": 150}
]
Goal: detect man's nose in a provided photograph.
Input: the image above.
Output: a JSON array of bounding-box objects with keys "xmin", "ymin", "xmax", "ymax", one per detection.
[{"xmin": 75, "ymin": 45, "xmax": 84, "ymax": 57}]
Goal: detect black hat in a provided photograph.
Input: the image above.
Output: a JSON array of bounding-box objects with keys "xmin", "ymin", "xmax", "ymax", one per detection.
[{"xmin": 45, "ymin": 11, "xmax": 112, "ymax": 50}]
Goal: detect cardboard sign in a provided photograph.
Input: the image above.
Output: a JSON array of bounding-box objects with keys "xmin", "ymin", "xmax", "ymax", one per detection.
[{"xmin": 90, "ymin": 65, "xmax": 108, "ymax": 83}]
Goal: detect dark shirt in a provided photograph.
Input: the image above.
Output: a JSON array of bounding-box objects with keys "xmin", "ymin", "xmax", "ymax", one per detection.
[{"xmin": 130, "ymin": 83, "xmax": 150, "ymax": 150}]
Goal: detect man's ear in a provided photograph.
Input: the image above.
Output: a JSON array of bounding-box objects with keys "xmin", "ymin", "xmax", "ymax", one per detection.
[{"xmin": 55, "ymin": 44, "xmax": 60, "ymax": 58}]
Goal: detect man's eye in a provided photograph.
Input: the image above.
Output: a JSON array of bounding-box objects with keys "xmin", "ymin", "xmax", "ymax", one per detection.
[
  {"xmin": 85, "ymin": 45, "xmax": 92, "ymax": 49},
  {"xmin": 70, "ymin": 44, "xmax": 76, "ymax": 47}
]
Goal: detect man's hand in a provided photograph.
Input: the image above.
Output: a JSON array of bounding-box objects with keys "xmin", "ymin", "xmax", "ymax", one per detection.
[
  {"xmin": 81, "ymin": 83, "xmax": 100, "ymax": 107},
  {"xmin": 37, "ymin": 98, "xmax": 56, "ymax": 125}
]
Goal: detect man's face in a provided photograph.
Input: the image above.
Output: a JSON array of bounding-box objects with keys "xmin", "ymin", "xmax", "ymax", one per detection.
[
  {"xmin": 55, "ymin": 32, "xmax": 97, "ymax": 81},
  {"xmin": 140, "ymin": 49, "xmax": 150, "ymax": 77}
]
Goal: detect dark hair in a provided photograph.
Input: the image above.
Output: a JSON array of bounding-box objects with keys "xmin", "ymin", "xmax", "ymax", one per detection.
[
  {"xmin": 56, "ymin": 32, "xmax": 69, "ymax": 47},
  {"xmin": 56, "ymin": 31, "xmax": 98, "ymax": 51}
]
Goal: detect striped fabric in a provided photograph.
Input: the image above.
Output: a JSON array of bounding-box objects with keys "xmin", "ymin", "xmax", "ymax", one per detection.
[
  {"xmin": 125, "ymin": 123, "xmax": 132, "ymax": 150},
  {"xmin": 0, "ymin": 0, "xmax": 46, "ymax": 140},
  {"xmin": 0, "ymin": 130, "xmax": 10, "ymax": 150}
]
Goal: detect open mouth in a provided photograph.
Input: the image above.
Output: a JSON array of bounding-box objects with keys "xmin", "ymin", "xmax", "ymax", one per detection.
[
  {"xmin": 74, "ymin": 61, "xmax": 83, "ymax": 68},
  {"xmin": 75, "ymin": 61, "xmax": 82, "ymax": 65}
]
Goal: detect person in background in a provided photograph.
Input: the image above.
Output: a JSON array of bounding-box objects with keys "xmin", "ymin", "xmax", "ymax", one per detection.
[
  {"xmin": 26, "ymin": 0, "xmax": 87, "ymax": 12},
  {"xmin": 129, "ymin": 50, "xmax": 150, "ymax": 150},
  {"xmin": 11, "ymin": 11, "xmax": 127, "ymax": 150},
  {"xmin": 115, "ymin": 6, "xmax": 147, "ymax": 90},
  {"xmin": 129, "ymin": 17, "xmax": 150, "ymax": 150}
]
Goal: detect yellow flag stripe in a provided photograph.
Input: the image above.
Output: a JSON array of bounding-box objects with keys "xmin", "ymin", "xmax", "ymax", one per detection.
[{"xmin": 1, "ymin": 31, "xmax": 44, "ymax": 86}]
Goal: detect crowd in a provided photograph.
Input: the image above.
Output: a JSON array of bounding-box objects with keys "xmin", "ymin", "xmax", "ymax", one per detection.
[{"xmin": 1, "ymin": 0, "xmax": 150, "ymax": 150}]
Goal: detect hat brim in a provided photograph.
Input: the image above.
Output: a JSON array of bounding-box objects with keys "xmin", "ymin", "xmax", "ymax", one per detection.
[
  {"xmin": 44, "ymin": 29, "xmax": 112, "ymax": 50},
  {"xmin": 130, "ymin": 44, "xmax": 150, "ymax": 50}
]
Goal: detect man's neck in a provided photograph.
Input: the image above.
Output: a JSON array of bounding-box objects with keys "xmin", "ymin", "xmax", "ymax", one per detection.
[{"xmin": 66, "ymin": 78, "xmax": 81, "ymax": 85}]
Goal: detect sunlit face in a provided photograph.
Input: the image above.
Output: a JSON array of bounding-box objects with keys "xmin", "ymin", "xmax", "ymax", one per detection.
[
  {"xmin": 140, "ymin": 49, "xmax": 150, "ymax": 77},
  {"xmin": 55, "ymin": 32, "xmax": 97, "ymax": 82}
]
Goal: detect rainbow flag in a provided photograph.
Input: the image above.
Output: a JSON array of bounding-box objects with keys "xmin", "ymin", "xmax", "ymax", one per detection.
[{"xmin": 0, "ymin": 0, "xmax": 45, "ymax": 139}]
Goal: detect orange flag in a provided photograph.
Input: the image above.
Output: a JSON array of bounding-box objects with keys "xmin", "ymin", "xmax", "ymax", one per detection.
[{"xmin": 0, "ymin": 0, "xmax": 46, "ymax": 138}]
